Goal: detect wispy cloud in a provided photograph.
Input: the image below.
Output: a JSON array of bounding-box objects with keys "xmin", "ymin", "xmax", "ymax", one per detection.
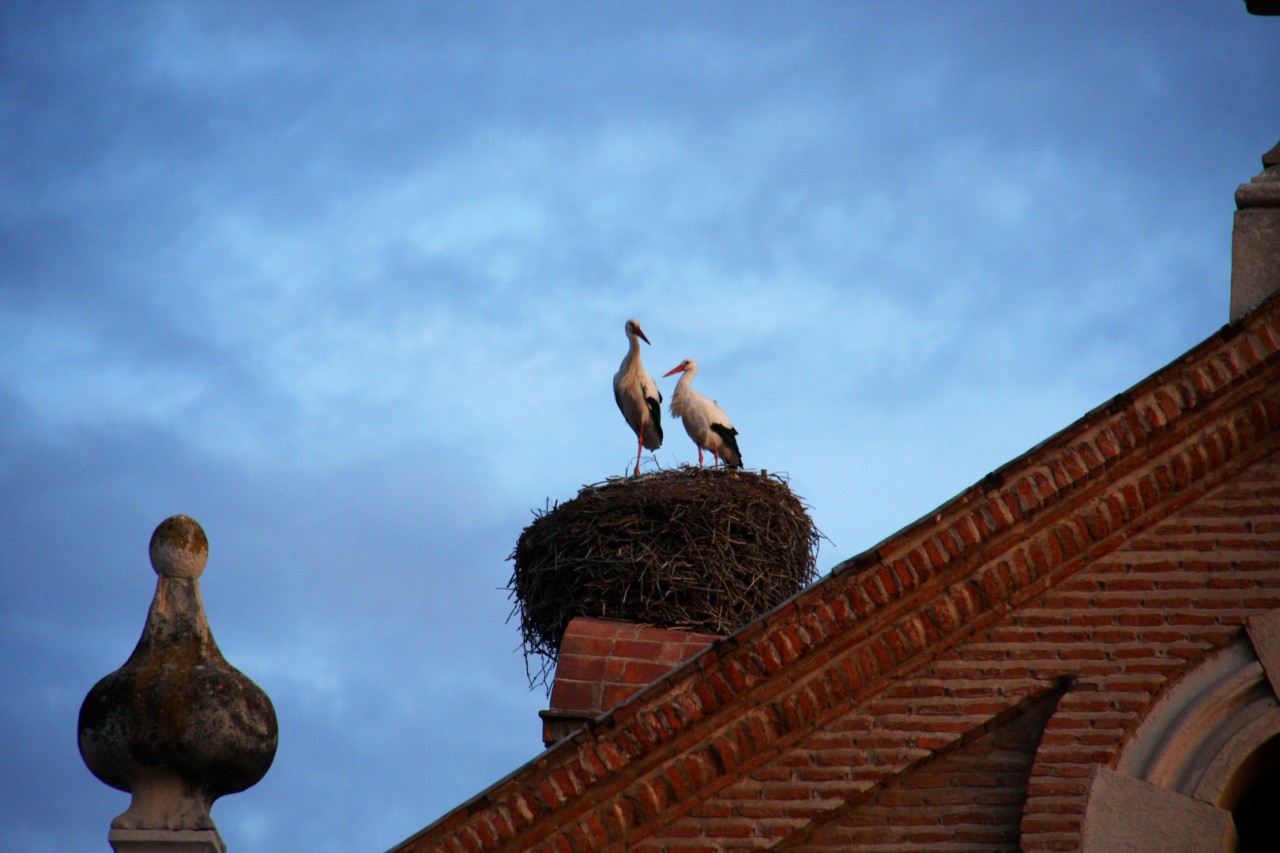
[{"xmin": 2, "ymin": 3, "xmax": 1277, "ymax": 851}]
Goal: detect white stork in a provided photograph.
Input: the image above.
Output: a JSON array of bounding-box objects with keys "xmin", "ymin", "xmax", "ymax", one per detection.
[
  {"xmin": 662, "ymin": 358, "xmax": 742, "ymax": 469},
  {"xmin": 613, "ymin": 319, "xmax": 663, "ymax": 476}
]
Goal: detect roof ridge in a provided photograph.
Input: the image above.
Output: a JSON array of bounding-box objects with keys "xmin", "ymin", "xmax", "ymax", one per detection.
[{"xmin": 858, "ymin": 289, "xmax": 1280, "ymax": 572}]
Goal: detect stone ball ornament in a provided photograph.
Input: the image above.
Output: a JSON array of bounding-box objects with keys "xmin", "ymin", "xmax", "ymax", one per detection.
[{"xmin": 78, "ymin": 515, "xmax": 278, "ymax": 833}]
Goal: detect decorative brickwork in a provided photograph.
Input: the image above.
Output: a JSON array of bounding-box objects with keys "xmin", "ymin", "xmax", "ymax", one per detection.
[{"xmin": 392, "ymin": 293, "xmax": 1280, "ymax": 853}]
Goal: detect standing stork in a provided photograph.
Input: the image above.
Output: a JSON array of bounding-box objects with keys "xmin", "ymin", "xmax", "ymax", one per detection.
[
  {"xmin": 662, "ymin": 358, "xmax": 742, "ymax": 469},
  {"xmin": 613, "ymin": 319, "xmax": 663, "ymax": 476}
]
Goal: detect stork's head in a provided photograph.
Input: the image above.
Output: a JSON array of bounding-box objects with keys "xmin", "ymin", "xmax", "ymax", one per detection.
[
  {"xmin": 625, "ymin": 318, "xmax": 651, "ymax": 345},
  {"xmin": 663, "ymin": 358, "xmax": 697, "ymax": 378}
]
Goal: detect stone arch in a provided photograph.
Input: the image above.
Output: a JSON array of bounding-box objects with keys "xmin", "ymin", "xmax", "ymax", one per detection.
[{"xmin": 1078, "ymin": 611, "xmax": 1280, "ymax": 852}]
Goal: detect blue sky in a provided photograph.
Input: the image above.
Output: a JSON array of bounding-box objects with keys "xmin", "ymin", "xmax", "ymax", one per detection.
[{"xmin": 2, "ymin": 2, "xmax": 1277, "ymax": 851}]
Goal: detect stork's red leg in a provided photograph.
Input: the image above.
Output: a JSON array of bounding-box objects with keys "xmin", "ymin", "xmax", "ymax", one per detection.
[{"xmin": 634, "ymin": 423, "xmax": 644, "ymax": 476}]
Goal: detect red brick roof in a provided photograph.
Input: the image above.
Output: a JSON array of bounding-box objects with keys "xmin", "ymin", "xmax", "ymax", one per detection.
[{"xmin": 392, "ymin": 293, "xmax": 1280, "ymax": 853}]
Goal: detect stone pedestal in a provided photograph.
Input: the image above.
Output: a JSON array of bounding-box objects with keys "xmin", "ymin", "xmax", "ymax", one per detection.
[
  {"xmin": 109, "ymin": 828, "xmax": 226, "ymax": 853},
  {"xmin": 1230, "ymin": 141, "xmax": 1280, "ymax": 322}
]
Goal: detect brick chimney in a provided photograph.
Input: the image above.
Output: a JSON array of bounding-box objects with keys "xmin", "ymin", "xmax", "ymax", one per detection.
[
  {"xmin": 1231, "ymin": 140, "xmax": 1280, "ymax": 321},
  {"xmin": 539, "ymin": 617, "xmax": 720, "ymax": 747}
]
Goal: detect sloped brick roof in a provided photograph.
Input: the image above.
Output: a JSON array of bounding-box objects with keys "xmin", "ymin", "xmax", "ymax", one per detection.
[{"xmin": 392, "ymin": 292, "xmax": 1280, "ymax": 853}]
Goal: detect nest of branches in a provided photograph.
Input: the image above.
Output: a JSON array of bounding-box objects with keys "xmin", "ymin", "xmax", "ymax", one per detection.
[{"xmin": 508, "ymin": 466, "xmax": 821, "ymax": 687}]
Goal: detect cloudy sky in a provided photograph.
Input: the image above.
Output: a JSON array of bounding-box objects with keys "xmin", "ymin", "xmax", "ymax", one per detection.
[{"xmin": 2, "ymin": 2, "xmax": 1277, "ymax": 851}]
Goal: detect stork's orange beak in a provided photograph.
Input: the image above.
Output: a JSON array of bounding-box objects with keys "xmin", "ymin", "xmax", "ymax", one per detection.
[
  {"xmin": 637, "ymin": 328, "xmax": 651, "ymax": 345},
  {"xmin": 662, "ymin": 364, "xmax": 685, "ymax": 377}
]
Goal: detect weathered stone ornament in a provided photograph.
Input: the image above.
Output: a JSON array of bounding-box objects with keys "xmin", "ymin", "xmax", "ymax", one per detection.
[{"xmin": 78, "ymin": 515, "xmax": 278, "ymax": 851}]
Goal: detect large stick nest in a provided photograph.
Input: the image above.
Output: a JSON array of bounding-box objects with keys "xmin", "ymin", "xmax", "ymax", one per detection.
[{"xmin": 508, "ymin": 467, "xmax": 821, "ymax": 687}]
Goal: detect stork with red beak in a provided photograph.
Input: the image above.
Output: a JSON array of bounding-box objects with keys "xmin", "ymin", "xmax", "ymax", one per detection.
[
  {"xmin": 663, "ymin": 358, "xmax": 742, "ymax": 469},
  {"xmin": 613, "ymin": 319, "xmax": 663, "ymax": 476}
]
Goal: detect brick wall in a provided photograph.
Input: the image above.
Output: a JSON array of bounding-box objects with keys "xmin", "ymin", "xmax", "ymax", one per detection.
[
  {"xmin": 640, "ymin": 452, "xmax": 1280, "ymax": 851},
  {"xmin": 786, "ymin": 688, "xmax": 1063, "ymax": 852}
]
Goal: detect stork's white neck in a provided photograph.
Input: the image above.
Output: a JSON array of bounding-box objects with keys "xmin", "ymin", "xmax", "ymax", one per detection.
[
  {"xmin": 671, "ymin": 365, "xmax": 696, "ymax": 398},
  {"xmin": 622, "ymin": 332, "xmax": 643, "ymax": 370}
]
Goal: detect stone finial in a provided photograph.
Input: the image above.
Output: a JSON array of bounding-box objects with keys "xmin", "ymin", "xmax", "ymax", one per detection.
[
  {"xmin": 1230, "ymin": 140, "xmax": 1280, "ymax": 321},
  {"xmin": 78, "ymin": 515, "xmax": 278, "ymax": 850}
]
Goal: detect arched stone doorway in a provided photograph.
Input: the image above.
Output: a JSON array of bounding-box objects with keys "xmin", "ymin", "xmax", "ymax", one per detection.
[{"xmin": 1081, "ymin": 611, "xmax": 1280, "ymax": 852}]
